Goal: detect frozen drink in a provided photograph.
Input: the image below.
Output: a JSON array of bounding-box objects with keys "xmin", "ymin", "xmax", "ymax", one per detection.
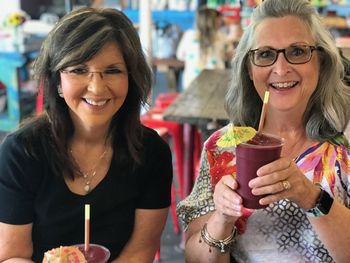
[
  {"xmin": 236, "ymin": 133, "xmax": 283, "ymax": 209},
  {"xmin": 75, "ymin": 244, "xmax": 110, "ymax": 263}
]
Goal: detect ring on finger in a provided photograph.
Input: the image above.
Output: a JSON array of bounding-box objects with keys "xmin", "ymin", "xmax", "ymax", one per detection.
[{"xmin": 281, "ymin": 180, "xmax": 291, "ymax": 191}]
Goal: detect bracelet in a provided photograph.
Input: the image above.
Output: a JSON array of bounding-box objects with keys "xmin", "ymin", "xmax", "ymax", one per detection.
[{"xmin": 200, "ymin": 223, "xmax": 237, "ymax": 254}]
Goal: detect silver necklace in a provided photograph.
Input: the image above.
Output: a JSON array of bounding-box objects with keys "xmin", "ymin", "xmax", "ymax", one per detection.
[{"xmin": 70, "ymin": 147, "xmax": 108, "ymax": 193}]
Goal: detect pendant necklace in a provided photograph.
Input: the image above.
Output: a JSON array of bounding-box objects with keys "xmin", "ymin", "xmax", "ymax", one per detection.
[{"xmin": 70, "ymin": 147, "xmax": 108, "ymax": 193}]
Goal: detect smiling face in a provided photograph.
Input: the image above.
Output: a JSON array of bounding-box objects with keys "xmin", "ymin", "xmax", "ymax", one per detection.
[
  {"xmin": 248, "ymin": 16, "xmax": 320, "ymax": 115},
  {"xmin": 59, "ymin": 41, "xmax": 128, "ymax": 131}
]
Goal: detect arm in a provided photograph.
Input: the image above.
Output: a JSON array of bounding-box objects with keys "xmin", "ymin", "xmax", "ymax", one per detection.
[
  {"xmin": 184, "ymin": 175, "xmax": 243, "ymax": 263},
  {"xmin": 250, "ymin": 155, "xmax": 350, "ymax": 262},
  {"xmin": 185, "ymin": 212, "xmax": 234, "ymax": 263},
  {"xmin": 0, "ymin": 222, "xmax": 34, "ymax": 262},
  {"xmin": 113, "ymin": 208, "xmax": 169, "ymax": 263},
  {"xmin": 0, "ymin": 136, "xmax": 35, "ymax": 262},
  {"xmin": 177, "ymin": 131, "xmax": 242, "ymax": 263},
  {"xmin": 308, "ymin": 201, "xmax": 350, "ymax": 263}
]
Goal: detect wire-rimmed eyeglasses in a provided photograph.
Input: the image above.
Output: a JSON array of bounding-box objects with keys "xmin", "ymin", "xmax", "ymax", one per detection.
[
  {"xmin": 60, "ymin": 67, "xmax": 127, "ymax": 83},
  {"xmin": 249, "ymin": 45, "xmax": 320, "ymax": 67}
]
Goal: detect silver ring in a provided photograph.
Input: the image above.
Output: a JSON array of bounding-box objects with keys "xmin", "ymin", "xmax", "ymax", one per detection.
[{"xmin": 282, "ymin": 180, "xmax": 291, "ymax": 191}]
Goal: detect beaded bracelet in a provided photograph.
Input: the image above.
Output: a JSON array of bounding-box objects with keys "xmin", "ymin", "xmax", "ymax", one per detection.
[{"xmin": 199, "ymin": 223, "xmax": 237, "ymax": 254}]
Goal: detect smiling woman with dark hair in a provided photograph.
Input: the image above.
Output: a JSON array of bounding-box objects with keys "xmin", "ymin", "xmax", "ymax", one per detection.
[{"xmin": 0, "ymin": 7, "xmax": 173, "ymax": 262}]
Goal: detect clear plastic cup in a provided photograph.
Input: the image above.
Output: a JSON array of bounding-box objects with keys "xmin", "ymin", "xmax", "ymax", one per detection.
[
  {"xmin": 74, "ymin": 244, "xmax": 110, "ymax": 263},
  {"xmin": 236, "ymin": 133, "xmax": 284, "ymax": 209}
]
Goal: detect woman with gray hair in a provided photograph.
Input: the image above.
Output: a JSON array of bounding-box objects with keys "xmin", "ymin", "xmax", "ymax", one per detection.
[
  {"xmin": 177, "ymin": 0, "xmax": 350, "ymax": 262},
  {"xmin": 0, "ymin": 7, "xmax": 172, "ymax": 262}
]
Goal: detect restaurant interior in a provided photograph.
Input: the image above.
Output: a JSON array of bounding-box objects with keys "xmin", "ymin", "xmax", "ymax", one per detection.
[{"xmin": 1, "ymin": 0, "xmax": 350, "ymax": 262}]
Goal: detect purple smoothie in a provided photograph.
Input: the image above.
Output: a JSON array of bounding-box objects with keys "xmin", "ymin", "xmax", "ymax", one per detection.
[
  {"xmin": 236, "ymin": 133, "xmax": 283, "ymax": 209},
  {"xmin": 75, "ymin": 244, "xmax": 110, "ymax": 263}
]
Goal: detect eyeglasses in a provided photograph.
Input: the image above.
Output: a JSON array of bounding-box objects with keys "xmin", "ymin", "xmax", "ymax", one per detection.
[
  {"xmin": 249, "ymin": 45, "xmax": 320, "ymax": 67},
  {"xmin": 60, "ymin": 67, "xmax": 127, "ymax": 84}
]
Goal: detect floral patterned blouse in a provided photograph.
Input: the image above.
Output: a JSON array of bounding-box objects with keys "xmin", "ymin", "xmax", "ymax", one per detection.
[{"xmin": 177, "ymin": 125, "xmax": 350, "ymax": 263}]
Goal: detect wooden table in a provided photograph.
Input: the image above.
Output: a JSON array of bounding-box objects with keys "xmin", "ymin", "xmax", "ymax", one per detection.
[
  {"xmin": 163, "ymin": 69, "xmax": 231, "ymax": 127},
  {"xmin": 163, "ymin": 69, "xmax": 231, "ymax": 196}
]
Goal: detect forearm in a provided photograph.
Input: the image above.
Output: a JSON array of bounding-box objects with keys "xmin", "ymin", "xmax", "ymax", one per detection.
[
  {"xmin": 185, "ymin": 212, "xmax": 236, "ymax": 263},
  {"xmin": 309, "ymin": 200, "xmax": 350, "ymax": 262},
  {"xmin": 113, "ymin": 208, "xmax": 168, "ymax": 263},
  {"xmin": 185, "ymin": 231, "xmax": 231, "ymax": 263}
]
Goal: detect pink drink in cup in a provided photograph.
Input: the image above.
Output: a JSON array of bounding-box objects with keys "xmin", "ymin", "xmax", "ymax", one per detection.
[
  {"xmin": 236, "ymin": 133, "xmax": 284, "ymax": 209},
  {"xmin": 75, "ymin": 244, "xmax": 110, "ymax": 263}
]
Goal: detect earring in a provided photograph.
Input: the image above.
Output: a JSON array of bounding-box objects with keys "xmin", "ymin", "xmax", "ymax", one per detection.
[{"xmin": 58, "ymin": 85, "xmax": 64, "ymax": 98}]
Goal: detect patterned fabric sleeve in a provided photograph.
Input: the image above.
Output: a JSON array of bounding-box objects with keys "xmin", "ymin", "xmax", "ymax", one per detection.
[
  {"xmin": 176, "ymin": 126, "xmax": 234, "ymax": 229},
  {"xmin": 297, "ymin": 137, "xmax": 350, "ymax": 207},
  {"xmin": 176, "ymin": 144, "xmax": 215, "ymax": 229}
]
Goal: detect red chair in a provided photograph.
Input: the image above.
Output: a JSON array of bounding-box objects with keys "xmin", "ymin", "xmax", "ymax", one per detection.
[
  {"xmin": 154, "ymin": 92, "xmax": 179, "ymax": 109},
  {"xmin": 141, "ymin": 93, "xmax": 184, "ymax": 203}
]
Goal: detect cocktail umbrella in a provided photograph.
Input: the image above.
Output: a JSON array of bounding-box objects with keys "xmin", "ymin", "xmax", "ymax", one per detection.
[{"xmin": 217, "ymin": 124, "xmax": 256, "ymax": 148}]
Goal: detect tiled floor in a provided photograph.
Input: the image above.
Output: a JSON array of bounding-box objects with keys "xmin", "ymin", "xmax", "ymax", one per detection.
[{"xmin": 157, "ymin": 216, "xmax": 185, "ymax": 263}]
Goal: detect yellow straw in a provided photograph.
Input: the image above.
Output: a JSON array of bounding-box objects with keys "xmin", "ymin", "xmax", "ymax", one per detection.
[
  {"xmin": 258, "ymin": 91, "xmax": 270, "ymax": 133},
  {"xmin": 84, "ymin": 204, "xmax": 90, "ymax": 252}
]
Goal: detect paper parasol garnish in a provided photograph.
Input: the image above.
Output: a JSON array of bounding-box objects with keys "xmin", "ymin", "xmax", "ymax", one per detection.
[{"xmin": 217, "ymin": 125, "xmax": 257, "ymax": 148}]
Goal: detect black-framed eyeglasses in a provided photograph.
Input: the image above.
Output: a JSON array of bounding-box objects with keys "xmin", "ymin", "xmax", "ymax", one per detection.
[{"xmin": 249, "ymin": 45, "xmax": 320, "ymax": 67}]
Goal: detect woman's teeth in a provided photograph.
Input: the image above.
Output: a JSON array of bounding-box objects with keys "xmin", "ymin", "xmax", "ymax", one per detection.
[
  {"xmin": 85, "ymin": 99, "xmax": 107, "ymax": 106},
  {"xmin": 271, "ymin": 81, "xmax": 297, "ymax": 89}
]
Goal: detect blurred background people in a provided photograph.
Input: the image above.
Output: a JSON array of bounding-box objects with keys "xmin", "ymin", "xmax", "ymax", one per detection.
[{"xmin": 176, "ymin": 6, "xmax": 233, "ymax": 89}]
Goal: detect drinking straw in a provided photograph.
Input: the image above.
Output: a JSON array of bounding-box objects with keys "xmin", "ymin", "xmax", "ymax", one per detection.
[
  {"xmin": 84, "ymin": 204, "xmax": 90, "ymax": 252},
  {"xmin": 257, "ymin": 91, "xmax": 270, "ymax": 133}
]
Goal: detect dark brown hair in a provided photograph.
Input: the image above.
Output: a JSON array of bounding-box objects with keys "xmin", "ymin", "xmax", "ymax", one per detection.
[{"xmin": 26, "ymin": 7, "xmax": 152, "ymax": 178}]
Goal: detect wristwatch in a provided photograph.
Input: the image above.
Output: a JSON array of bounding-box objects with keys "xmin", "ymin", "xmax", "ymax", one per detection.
[{"xmin": 305, "ymin": 187, "xmax": 334, "ymax": 217}]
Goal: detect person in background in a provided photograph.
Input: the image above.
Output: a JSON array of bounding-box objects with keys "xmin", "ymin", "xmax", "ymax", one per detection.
[
  {"xmin": 176, "ymin": 6, "xmax": 233, "ymax": 89},
  {"xmin": 90, "ymin": 0, "xmax": 105, "ymax": 7},
  {"xmin": 177, "ymin": 0, "xmax": 350, "ymax": 262},
  {"xmin": 0, "ymin": 7, "xmax": 173, "ymax": 262},
  {"xmin": 224, "ymin": 19, "xmax": 242, "ymax": 49}
]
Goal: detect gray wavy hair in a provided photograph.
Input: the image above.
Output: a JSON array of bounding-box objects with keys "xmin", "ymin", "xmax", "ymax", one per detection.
[{"xmin": 225, "ymin": 0, "xmax": 350, "ymax": 142}]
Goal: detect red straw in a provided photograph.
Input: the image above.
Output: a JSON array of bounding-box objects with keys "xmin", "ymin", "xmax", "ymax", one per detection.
[
  {"xmin": 84, "ymin": 204, "xmax": 90, "ymax": 252},
  {"xmin": 258, "ymin": 91, "xmax": 270, "ymax": 133}
]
